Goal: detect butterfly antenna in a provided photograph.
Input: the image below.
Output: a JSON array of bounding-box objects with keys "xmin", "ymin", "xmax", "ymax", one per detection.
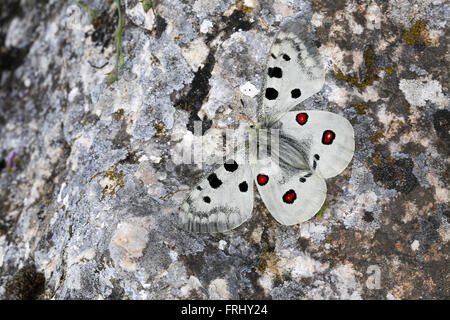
[
  {"xmin": 237, "ymin": 99, "xmax": 256, "ymax": 127},
  {"xmin": 159, "ymin": 189, "xmax": 189, "ymax": 202},
  {"xmin": 237, "ymin": 114, "xmax": 256, "ymax": 127}
]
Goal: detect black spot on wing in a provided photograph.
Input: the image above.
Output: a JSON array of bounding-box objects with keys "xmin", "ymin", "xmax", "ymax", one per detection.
[
  {"xmin": 268, "ymin": 67, "xmax": 282, "ymax": 78},
  {"xmin": 291, "ymin": 88, "xmax": 301, "ymax": 98},
  {"xmin": 300, "ymin": 172, "xmax": 313, "ymax": 183},
  {"xmin": 283, "ymin": 54, "xmax": 291, "ymax": 61},
  {"xmin": 203, "ymin": 196, "xmax": 211, "ymax": 203},
  {"xmin": 224, "ymin": 160, "xmax": 238, "ymax": 172},
  {"xmin": 196, "ymin": 186, "xmax": 202, "ymax": 191},
  {"xmin": 207, "ymin": 173, "xmax": 223, "ymax": 189},
  {"xmin": 239, "ymin": 181, "xmax": 248, "ymax": 192},
  {"xmin": 265, "ymin": 88, "xmax": 278, "ymax": 100}
]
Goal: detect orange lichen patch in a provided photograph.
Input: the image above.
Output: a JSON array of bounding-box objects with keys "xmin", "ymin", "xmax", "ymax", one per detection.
[
  {"xmin": 236, "ymin": 0, "xmax": 255, "ymax": 14},
  {"xmin": 152, "ymin": 120, "xmax": 167, "ymax": 138},
  {"xmin": 240, "ymin": 5, "xmax": 253, "ymax": 14},
  {"xmin": 174, "ymin": 101, "xmax": 192, "ymax": 112},
  {"xmin": 425, "ymin": 243, "xmax": 446, "ymax": 260},
  {"xmin": 333, "ymin": 48, "xmax": 380, "ymax": 89},
  {"xmin": 364, "ymin": 47, "xmax": 375, "ymax": 69},
  {"xmin": 150, "ymin": 53, "xmax": 160, "ymax": 66},
  {"xmin": 354, "ymin": 103, "xmax": 368, "ymax": 115},
  {"xmin": 384, "ymin": 67, "xmax": 394, "ymax": 75},
  {"xmin": 101, "ymin": 170, "xmax": 125, "ymax": 200},
  {"xmin": 368, "ymin": 129, "xmax": 385, "ymax": 144},
  {"xmin": 402, "ymin": 20, "xmax": 434, "ymax": 46},
  {"xmin": 90, "ymin": 165, "xmax": 126, "ymax": 200},
  {"xmin": 112, "ymin": 108, "xmax": 124, "ymax": 121},
  {"xmin": 372, "ymin": 152, "xmax": 394, "ymax": 167},
  {"xmin": 258, "ymin": 249, "xmax": 283, "ymax": 280},
  {"xmin": 372, "ymin": 154, "xmax": 382, "ymax": 167},
  {"xmin": 385, "ymin": 119, "xmax": 406, "ymax": 139}
]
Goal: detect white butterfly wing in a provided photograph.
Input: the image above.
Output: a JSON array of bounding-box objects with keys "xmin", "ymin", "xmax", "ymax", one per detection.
[
  {"xmin": 258, "ymin": 19, "xmax": 325, "ymax": 124},
  {"xmin": 253, "ymin": 156, "xmax": 327, "ymax": 225},
  {"xmin": 279, "ymin": 110, "xmax": 355, "ymax": 179},
  {"xmin": 179, "ymin": 159, "xmax": 254, "ymax": 233}
]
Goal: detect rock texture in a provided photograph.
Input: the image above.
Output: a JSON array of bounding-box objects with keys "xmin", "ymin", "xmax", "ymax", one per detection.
[{"xmin": 0, "ymin": 0, "xmax": 448, "ymax": 299}]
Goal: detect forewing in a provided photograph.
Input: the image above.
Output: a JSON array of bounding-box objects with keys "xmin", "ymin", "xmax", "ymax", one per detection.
[
  {"xmin": 253, "ymin": 155, "xmax": 327, "ymax": 225},
  {"xmin": 279, "ymin": 110, "xmax": 355, "ymax": 179},
  {"xmin": 258, "ymin": 19, "xmax": 325, "ymax": 124},
  {"xmin": 179, "ymin": 158, "xmax": 254, "ymax": 233}
]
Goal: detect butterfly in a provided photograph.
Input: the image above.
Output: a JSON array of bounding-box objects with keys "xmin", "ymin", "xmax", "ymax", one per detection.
[{"xmin": 179, "ymin": 17, "xmax": 355, "ymax": 233}]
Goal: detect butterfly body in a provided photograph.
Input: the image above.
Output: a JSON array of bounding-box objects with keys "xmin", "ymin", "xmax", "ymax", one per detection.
[{"xmin": 179, "ymin": 17, "xmax": 355, "ymax": 233}]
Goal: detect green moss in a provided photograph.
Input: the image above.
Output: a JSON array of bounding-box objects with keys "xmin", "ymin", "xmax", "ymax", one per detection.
[
  {"xmin": 74, "ymin": 1, "xmax": 124, "ymax": 86},
  {"xmin": 71, "ymin": 0, "xmax": 97, "ymax": 18},
  {"xmin": 107, "ymin": 0, "xmax": 124, "ymax": 86},
  {"xmin": 141, "ymin": 0, "xmax": 153, "ymax": 12}
]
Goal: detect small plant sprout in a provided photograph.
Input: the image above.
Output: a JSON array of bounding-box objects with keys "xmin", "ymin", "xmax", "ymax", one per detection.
[
  {"xmin": 70, "ymin": 0, "xmax": 97, "ymax": 18},
  {"xmin": 70, "ymin": 0, "xmax": 124, "ymax": 86},
  {"xmin": 107, "ymin": 0, "xmax": 124, "ymax": 86},
  {"xmin": 7, "ymin": 152, "xmax": 17, "ymax": 171}
]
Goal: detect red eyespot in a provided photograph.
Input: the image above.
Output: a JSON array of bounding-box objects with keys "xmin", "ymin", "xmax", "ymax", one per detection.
[
  {"xmin": 257, "ymin": 174, "xmax": 269, "ymax": 186},
  {"xmin": 282, "ymin": 189, "xmax": 297, "ymax": 204},
  {"xmin": 296, "ymin": 112, "xmax": 308, "ymax": 125},
  {"xmin": 322, "ymin": 130, "xmax": 336, "ymax": 145}
]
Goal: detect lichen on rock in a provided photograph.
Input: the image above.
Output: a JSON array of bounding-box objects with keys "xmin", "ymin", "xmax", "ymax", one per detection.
[{"xmin": 0, "ymin": 0, "xmax": 448, "ymax": 300}]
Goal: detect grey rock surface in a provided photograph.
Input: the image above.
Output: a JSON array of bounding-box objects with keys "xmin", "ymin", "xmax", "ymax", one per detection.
[{"xmin": 0, "ymin": 0, "xmax": 448, "ymax": 299}]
